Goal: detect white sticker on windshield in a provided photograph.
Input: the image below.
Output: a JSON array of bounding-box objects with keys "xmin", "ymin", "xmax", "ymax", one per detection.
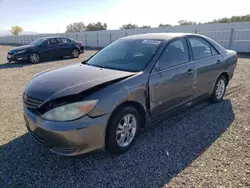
[{"xmin": 142, "ymin": 40, "xmax": 161, "ymax": 45}]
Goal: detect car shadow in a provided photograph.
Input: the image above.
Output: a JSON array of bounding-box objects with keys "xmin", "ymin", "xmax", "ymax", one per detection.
[
  {"xmin": 0, "ymin": 99, "xmax": 234, "ymax": 188},
  {"xmin": 0, "ymin": 57, "xmax": 76, "ymax": 69}
]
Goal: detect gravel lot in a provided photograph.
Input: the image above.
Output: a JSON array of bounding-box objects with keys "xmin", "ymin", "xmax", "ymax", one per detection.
[{"xmin": 0, "ymin": 45, "xmax": 249, "ymax": 188}]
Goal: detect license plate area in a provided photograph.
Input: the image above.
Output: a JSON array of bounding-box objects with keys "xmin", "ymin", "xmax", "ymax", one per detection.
[{"xmin": 7, "ymin": 54, "xmax": 11, "ymax": 58}]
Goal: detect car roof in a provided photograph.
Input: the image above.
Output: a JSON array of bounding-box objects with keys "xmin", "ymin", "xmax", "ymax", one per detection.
[
  {"xmin": 121, "ymin": 33, "xmax": 199, "ymax": 41},
  {"xmin": 40, "ymin": 36, "xmax": 70, "ymax": 39}
]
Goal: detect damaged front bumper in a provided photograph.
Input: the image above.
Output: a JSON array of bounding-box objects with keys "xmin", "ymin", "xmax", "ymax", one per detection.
[{"xmin": 23, "ymin": 106, "xmax": 110, "ymax": 156}]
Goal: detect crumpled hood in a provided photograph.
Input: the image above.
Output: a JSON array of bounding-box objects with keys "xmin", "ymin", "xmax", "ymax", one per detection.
[
  {"xmin": 9, "ymin": 45, "xmax": 33, "ymax": 52},
  {"xmin": 25, "ymin": 64, "xmax": 135, "ymax": 102}
]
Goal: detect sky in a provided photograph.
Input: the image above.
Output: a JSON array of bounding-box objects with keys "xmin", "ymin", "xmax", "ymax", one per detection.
[{"xmin": 0, "ymin": 0, "xmax": 250, "ymax": 34}]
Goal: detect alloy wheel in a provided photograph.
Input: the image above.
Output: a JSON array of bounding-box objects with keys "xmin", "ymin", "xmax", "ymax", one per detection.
[
  {"xmin": 116, "ymin": 114, "xmax": 137, "ymax": 147},
  {"xmin": 29, "ymin": 53, "xmax": 40, "ymax": 63},
  {"xmin": 215, "ymin": 79, "xmax": 225, "ymax": 99}
]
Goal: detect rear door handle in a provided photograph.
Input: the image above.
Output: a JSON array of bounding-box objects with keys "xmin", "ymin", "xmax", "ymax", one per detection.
[
  {"xmin": 187, "ymin": 68, "xmax": 194, "ymax": 75},
  {"xmin": 217, "ymin": 60, "xmax": 221, "ymax": 64}
]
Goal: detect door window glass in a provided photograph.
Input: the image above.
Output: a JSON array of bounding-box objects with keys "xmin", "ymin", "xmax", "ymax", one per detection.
[
  {"xmin": 158, "ymin": 38, "xmax": 190, "ymax": 70},
  {"xmin": 189, "ymin": 37, "xmax": 212, "ymax": 60},
  {"xmin": 211, "ymin": 45, "xmax": 219, "ymax": 55},
  {"xmin": 58, "ymin": 38, "xmax": 71, "ymax": 44},
  {"xmin": 46, "ymin": 38, "xmax": 59, "ymax": 45}
]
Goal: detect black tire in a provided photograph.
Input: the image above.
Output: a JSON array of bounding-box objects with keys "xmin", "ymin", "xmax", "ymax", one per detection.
[
  {"xmin": 71, "ymin": 48, "xmax": 80, "ymax": 58},
  {"xmin": 211, "ymin": 75, "xmax": 227, "ymax": 103},
  {"xmin": 106, "ymin": 106, "xmax": 141, "ymax": 154},
  {"xmin": 29, "ymin": 52, "xmax": 40, "ymax": 63}
]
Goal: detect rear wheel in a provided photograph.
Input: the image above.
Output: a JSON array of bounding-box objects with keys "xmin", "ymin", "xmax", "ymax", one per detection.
[
  {"xmin": 71, "ymin": 49, "xmax": 80, "ymax": 58},
  {"xmin": 29, "ymin": 53, "xmax": 40, "ymax": 63},
  {"xmin": 106, "ymin": 106, "xmax": 141, "ymax": 154},
  {"xmin": 211, "ymin": 75, "xmax": 227, "ymax": 103}
]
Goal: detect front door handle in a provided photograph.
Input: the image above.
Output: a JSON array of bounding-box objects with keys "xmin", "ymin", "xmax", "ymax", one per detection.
[
  {"xmin": 187, "ymin": 68, "xmax": 194, "ymax": 75},
  {"xmin": 216, "ymin": 60, "xmax": 221, "ymax": 64}
]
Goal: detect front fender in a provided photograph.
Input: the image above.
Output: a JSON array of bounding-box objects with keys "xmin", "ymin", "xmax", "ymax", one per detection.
[{"xmin": 87, "ymin": 73, "xmax": 148, "ymax": 118}]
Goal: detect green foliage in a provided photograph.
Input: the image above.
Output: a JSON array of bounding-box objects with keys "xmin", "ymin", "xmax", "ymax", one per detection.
[
  {"xmin": 178, "ymin": 20, "xmax": 197, "ymax": 25},
  {"xmin": 158, "ymin": 24, "xmax": 172, "ymax": 27},
  {"xmin": 207, "ymin": 15, "xmax": 250, "ymax": 24},
  {"xmin": 66, "ymin": 22, "xmax": 86, "ymax": 32},
  {"xmin": 86, "ymin": 22, "xmax": 107, "ymax": 31},
  {"xmin": 10, "ymin": 26, "xmax": 23, "ymax": 36},
  {"xmin": 120, "ymin": 24, "xmax": 139, "ymax": 30},
  {"xmin": 140, "ymin": 25, "xmax": 151, "ymax": 28}
]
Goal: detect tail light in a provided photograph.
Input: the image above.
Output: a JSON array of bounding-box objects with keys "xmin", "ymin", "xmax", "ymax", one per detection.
[{"xmin": 79, "ymin": 41, "xmax": 84, "ymax": 46}]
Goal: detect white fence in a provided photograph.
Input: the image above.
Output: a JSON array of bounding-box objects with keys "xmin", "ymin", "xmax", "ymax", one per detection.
[{"xmin": 1, "ymin": 22, "xmax": 250, "ymax": 52}]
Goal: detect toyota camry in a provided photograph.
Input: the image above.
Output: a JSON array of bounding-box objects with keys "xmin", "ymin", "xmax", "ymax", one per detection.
[{"xmin": 23, "ymin": 33, "xmax": 237, "ymax": 156}]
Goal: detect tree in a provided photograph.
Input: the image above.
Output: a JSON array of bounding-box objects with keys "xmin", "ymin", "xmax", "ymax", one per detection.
[
  {"xmin": 86, "ymin": 22, "xmax": 107, "ymax": 31},
  {"xmin": 207, "ymin": 15, "xmax": 250, "ymax": 24},
  {"xmin": 10, "ymin": 26, "xmax": 23, "ymax": 36},
  {"xmin": 178, "ymin": 20, "xmax": 197, "ymax": 25},
  {"xmin": 158, "ymin": 24, "xmax": 172, "ymax": 27},
  {"xmin": 66, "ymin": 22, "xmax": 86, "ymax": 32},
  {"xmin": 120, "ymin": 24, "xmax": 138, "ymax": 30},
  {"xmin": 140, "ymin": 25, "xmax": 151, "ymax": 28}
]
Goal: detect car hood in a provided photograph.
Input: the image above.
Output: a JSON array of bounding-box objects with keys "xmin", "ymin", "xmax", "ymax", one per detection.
[
  {"xmin": 25, "ymin": 64, "xmax": 135, "ymax": 103},
  {"xmin": 9, "ymin": 45, "xmax": 33, "ymax": 52}
]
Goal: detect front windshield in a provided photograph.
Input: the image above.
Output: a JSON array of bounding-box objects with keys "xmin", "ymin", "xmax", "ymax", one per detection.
[
  {"xmin": 86, "ymin": 39, "xmax": 162, "ymax": 72},
  {"xmin": 30, "ymin": 38, "xmax": 46, "ymax": 46}
]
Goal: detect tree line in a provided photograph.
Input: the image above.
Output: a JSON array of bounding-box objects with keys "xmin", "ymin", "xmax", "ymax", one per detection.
[
  {"xmin": 8, "ymin": 14, "xmax": 250, "ymax": 35},
  {"xmin": 65, "ymin": 15, "xmax": 250, "ymax": 32}
]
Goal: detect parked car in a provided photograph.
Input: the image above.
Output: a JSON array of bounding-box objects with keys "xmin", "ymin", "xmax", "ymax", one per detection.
[
  {"xmin": 23, "ymin": 33, "xmax": 237, "ymax": 156},
  {"xmin": 7, "ymin": 37, "xmax": 84, "ymax": 63}
]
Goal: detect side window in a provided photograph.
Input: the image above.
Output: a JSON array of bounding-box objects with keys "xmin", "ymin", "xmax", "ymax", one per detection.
[
  {"xmin": 211, "ymin": 46, "xmax": 219, "ymax": 56},
  {"xmin": 158, "ymin": 38, "xmax": 189, "ymax": 70},
  {"xmin": 58, "ymin": 38, "xmax": 71, "ymax": 44},
  {"xmin": 189, "ymin": 37, "xmax": 212, "ymax": 60},
  {"xmin": 46, "ymin": 38, "xmax": 58, "ymax": 45}
]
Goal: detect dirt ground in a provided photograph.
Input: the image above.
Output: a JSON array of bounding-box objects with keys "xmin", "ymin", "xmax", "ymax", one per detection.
[{"xmin": 0, "ymin": 45, "xmax": 249, "ymax": 188}]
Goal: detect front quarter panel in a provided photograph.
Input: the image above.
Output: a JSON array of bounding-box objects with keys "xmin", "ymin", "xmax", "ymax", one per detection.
[{"xmin": 87, "ymin": 72, "xmax": 148, "ymax": 118}]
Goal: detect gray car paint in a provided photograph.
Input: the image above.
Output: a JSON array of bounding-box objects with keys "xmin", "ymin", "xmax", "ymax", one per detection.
[{"xmin": 23, "ymin": 33, "xmax": 237, "ymax": 156}]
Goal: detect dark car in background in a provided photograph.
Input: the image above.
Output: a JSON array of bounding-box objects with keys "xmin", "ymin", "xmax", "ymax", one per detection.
[
  {"xmin": 23, "ymin": 33, "xmax": 237, "ymax": 156},
  {"xmin": 7, "ymin": 37, "xmax": 84, "ymax": 63}
]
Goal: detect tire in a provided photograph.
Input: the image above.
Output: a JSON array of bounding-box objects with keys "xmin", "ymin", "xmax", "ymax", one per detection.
[
  {"xmin": 71, "ymin": 48, "xmax": 80, "ymax": 58},
  {"xmin": 29, "ymin": 53, "xmax": 40, "ymax": 63},
  {"xmin": 106, "ymin": 106, "xmax": 141, "ymax": 154},
  {"xmin": 211, "ymin": 75, "xmax": 227, "ymax": 103}
]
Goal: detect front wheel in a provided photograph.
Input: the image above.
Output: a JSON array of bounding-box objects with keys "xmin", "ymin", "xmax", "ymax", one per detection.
[
  {"xmin": 106, "ymin": 106, "xmax": 141, "ymax": 154},
  {"xmin": 29, "ymin": 53, "xmax": 40, "ymax": 63},
  {"xmin": 211, "ymin": 75, "xmax": 227, "ymax": 103}
]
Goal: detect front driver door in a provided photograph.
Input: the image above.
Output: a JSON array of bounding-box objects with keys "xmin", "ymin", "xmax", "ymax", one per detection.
[
  {"xmin": 149, "ymin": 37, "xmax": 196, "ymax": 118},
  {"xmin": 40, "ymin": 38, "xmax": 61, "ymax": 58}
]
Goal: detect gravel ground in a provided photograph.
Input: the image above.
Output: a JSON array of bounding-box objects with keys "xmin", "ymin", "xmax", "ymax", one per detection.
[{"xmin": 0, "ymin": 45, "xmax": 249, "ymax": 188}]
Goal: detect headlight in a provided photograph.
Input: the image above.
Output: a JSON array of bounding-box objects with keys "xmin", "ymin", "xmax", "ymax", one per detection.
[
  {"xmin": 16, "ymin": 49, "xmax": 27, "ymax": 54},
  {"xmin": 42, "ymin": 100, "xmax": 98, "ymax": 121}
]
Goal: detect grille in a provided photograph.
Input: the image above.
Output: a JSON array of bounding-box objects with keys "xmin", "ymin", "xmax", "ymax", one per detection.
[{"xmin": 23, "ymin": 93, "xmax": 44, "ymax": 109}]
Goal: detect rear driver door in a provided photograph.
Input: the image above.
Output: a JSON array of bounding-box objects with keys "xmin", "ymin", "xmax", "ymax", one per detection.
[{"xmin": 149, "ymin": 37, "xmax": 196, "ymax": 118}]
